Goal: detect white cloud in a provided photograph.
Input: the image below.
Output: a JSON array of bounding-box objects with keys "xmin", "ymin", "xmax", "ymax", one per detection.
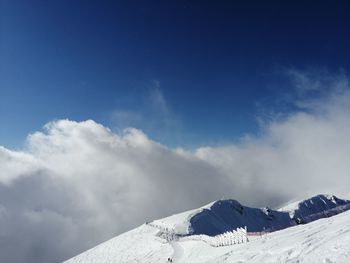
[
  {"xmin": 0, "ymin": 146, "xmax": 42, "ymax": 185},
  {"xmin": 1, "ymin": 72, "xmax": 350, "ymax": 262}
]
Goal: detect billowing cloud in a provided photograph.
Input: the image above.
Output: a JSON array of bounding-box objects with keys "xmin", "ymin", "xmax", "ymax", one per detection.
[{"xmin": 1, "ymin": 71, "xmax": 350, "ymax": 263}]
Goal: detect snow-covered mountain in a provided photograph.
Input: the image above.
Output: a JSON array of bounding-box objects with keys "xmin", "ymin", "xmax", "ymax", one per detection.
[
  {"xmin": 65, "ymin": 194, "xmax": 350, "ymax": 263},
  {"xmin": 279, "ymin": 194, "xmax": 350, "ymax": 223},
  {"xmin": 153, "ymin": 194, "xmax": 350, "ymax": 235}
]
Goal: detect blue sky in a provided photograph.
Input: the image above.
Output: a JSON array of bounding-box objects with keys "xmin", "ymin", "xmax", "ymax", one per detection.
[{"xmin": 1, "ymin": 0, "xmax": 350, "ymax": 148}]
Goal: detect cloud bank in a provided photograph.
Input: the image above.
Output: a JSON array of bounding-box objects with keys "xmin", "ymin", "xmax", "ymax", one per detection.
[{"xmin": 1, "ymin": 71, "xmax": 350, "ymax": 262}]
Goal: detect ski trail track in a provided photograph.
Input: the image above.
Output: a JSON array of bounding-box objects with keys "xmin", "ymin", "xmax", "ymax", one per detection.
[{"xmin": 170, "ymin": 241, "xmax": 184, "ymax": 262}]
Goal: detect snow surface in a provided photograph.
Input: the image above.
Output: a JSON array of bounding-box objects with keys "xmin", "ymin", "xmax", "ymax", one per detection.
[
  {"xmin": 66, "ymin": 209, "xmax": 350, "ymax": 263},
  {"xmin": 64, "ymin": 224, "xmax": 172, "ymax": 263}
]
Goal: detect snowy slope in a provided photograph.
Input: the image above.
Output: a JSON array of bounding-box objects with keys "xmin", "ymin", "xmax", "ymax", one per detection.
[
  {"xmin": 65, "ymin": 209, "xmax": 350, "ymax": 263},
  {"xmin": 64, "ymin": 223, "xmax": 173, "ymax": 263}
]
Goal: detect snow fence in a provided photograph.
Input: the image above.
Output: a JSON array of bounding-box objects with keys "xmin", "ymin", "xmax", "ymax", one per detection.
[
  {"xmin": 181, "ymin": 227, "xmax": 249, "ymax": 247},
  {"xmin": 148, "ymin": 222, "xmax": 249, "ymax": 247}
]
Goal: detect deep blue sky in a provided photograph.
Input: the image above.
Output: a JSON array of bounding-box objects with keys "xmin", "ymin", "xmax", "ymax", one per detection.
[{"xmin": 1, "ymin": 0, "xmax": 350, "ymax": 148}]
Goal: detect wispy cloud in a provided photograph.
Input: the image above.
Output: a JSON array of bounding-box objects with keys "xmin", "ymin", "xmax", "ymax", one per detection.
[
  {"xmin": 148, "ymin": 80, "xmax": 169, "ymax": 115},
  {"xmin": 111, "ymin": 80, "xmax": 181, "ymax": 144},
  {"xmin": 286, "ymin": 68, "xmax": 349, "ymax": 101},
  {"xmin": 256, "ymin": 68, "xmax": 350, "ymax": 128}
]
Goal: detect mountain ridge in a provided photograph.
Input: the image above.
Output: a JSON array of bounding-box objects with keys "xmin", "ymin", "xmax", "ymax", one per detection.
[{"xmin": 153, "ymin": 194, "xmax": 350, "ymax": 236}]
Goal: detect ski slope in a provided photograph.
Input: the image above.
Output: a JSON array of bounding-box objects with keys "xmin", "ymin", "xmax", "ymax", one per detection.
[
  {"xmin": 65, "ymin": 209, "xmax": 350, "ymax": 263},
  {"xmin": 64, "ymin": 223, "xmax": 173, "ymax": 263}
]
